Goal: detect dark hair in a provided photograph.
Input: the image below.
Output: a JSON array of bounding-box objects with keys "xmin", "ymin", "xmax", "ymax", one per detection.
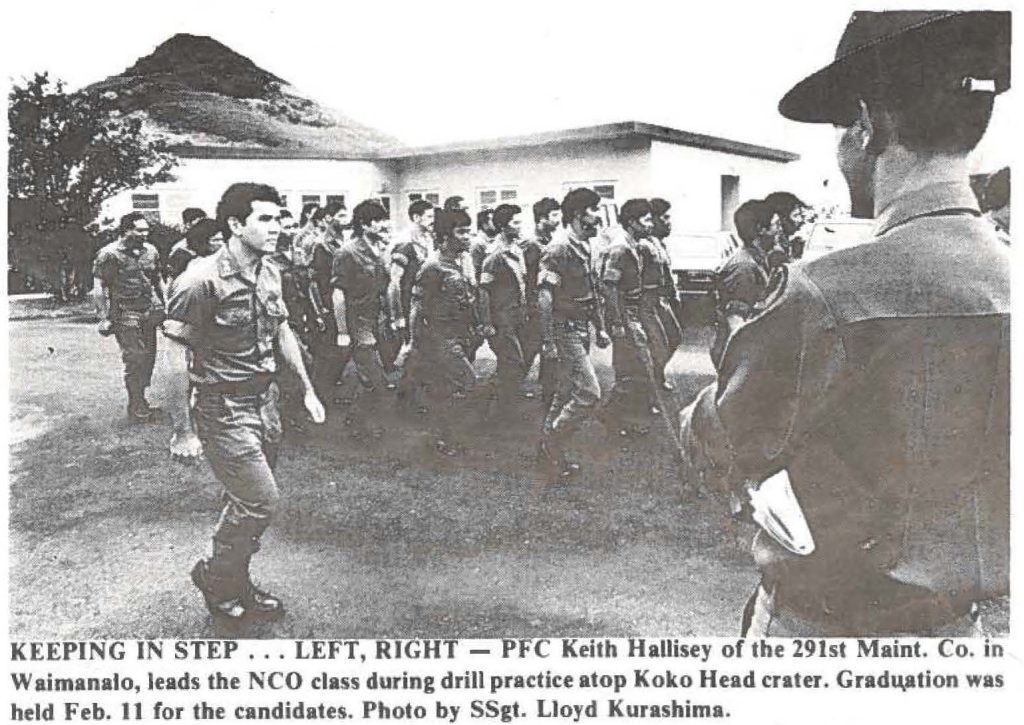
[
  {"xmin": 443, "ymin": 195, "xmax": 465, "ymax": 211},
  {"xmin": 181, "ymin": 207, "xmax": 207, "ymax": 226},
  {"xmin": 216, "ymin": 183, "xmax": 283, "ymax": 230},
  {"xmin": 492, "ymin": 203, "xmax": 522, "ymax": 231},
  {"xmin": 650, "ymin": 198, "xmax": 671, "ymax": 217},
  {"xmin": 435, "ymin": 209, "xmax": 472, "ymax": 241},
  {"xmin": 311, "ymin": 206, "xmax": 327, "ymax": 225},
  {"xmin": 351, "ymin": 199, "xmax": 389, "ymax": 235},
  {"xmin": 118, "ymin": 211, "xmax": 148, "ymax": 235},
  {"xmin": 299, "ymin": 202, "xmax": 321, "ymax": 227},
  {"xmin": 619, "ymin": 198, "xmax": 653, "ymax": 228},
  {"xmin": 853, "ymin": 37, "xmax": 996, "ymax": 154},
  {"xmin": 279, "ymin": 209, "xmax": 294, "ymax": 220},
  {"xmin": 409, "ymin": 199, "xmax": 433, "ymax": 220},
  {"xmin": 981, "ymin": 167, "xmax": 1010, "ymax": 211},
  {"xmin": 561, "ymin": 188, "xmax": 602, "ymax": 224},
  {"xmin": 324, "ymin": 200, "xmax": 347, "ymax": 218},
  {"xmin": 185, "ymin": 218, "xmax": 221, "ymax": 249},
  {"xmin": 733, "ymin": 199, "xmax": 772, "ymax": 245},
  {"xmin": 533, "ymin": 197, "xmax": 560, "ymax": 224},
  {"xmin": 476, "ymin": 209, "xmax": 493, "ymax": 231},
  {"xmin": 763, "ymin": 191, "xmax": 807, "ymax": 218}
]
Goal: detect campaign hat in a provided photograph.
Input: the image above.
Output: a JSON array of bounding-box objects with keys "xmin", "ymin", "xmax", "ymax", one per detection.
[{"xmin": 779, "ymin": 11, "xmax": 1010, "ymax": 124}]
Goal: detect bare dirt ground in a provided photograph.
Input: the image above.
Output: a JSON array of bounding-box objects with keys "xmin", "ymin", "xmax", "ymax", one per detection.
[{"xmin": 8, "ymin": 311, "xmax": 759, "ymax": 640}]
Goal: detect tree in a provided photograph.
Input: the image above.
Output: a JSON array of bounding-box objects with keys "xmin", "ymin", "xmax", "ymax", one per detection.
[{"xmin": 8, "ymin": 73, "xmax": 177, "ymax": 299}]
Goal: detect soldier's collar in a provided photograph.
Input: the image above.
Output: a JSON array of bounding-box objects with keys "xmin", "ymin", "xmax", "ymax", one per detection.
[
  {"xmin": 874, "ymin": 181, "xmax": 981, "ymax": 237},
  {"xmin": 217, "ymin": 242, "xmax": 261, "ymax": 281}
]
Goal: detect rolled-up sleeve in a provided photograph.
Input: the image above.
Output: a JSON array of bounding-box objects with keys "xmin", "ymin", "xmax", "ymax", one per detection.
[
  {"xmin": 163, "ymin": 272, "xmax": 214, "ymax": 347},
  {"xmin": 679, "ymin": 269, "xmax": 846, "ymax": 490}
]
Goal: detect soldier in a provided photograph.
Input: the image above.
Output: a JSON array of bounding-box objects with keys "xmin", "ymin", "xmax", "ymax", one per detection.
[
  {"xmin": 387, "ymin": 199, "xmax": 435, "ymax": 342},
  {"xmin": 599, "ymin": 199, "xmax": 659, "ymax": 431},
  {"xmin": 520, "ymin": 197, "xmax": 562, "ymax": 408},
  {"xmin": 709, "ymin": 199, "xmax": 774, "ymax": 369},
  {"xmin": 536, "ymin": 188, "xmax": 611, "ymax": 481},
  {"xmin": 636, "ymin": 200, "xmax": 678, "ymax": 397},
  {"xmin": 166, "ymin": 218, "xmax": 224, "ymax": 281},
  {"xmin": 478, "ymin": 203, "xmax": 529, "ymax": 420},
  {"xmin": 307, "ymin": 201, "xmax": 349, "ymax": 403},
  {"xmin": 679, "ymin": 11, "xmax": 1010, "ymax": 636},
  {"xmin": 93, "ymin": 212, "xmax": 166, "ymax": 422},
  {"xmin": 763, "ymin": 191, "xmax": 813, "ymax": 260},
  {"xmin": 470, "ymin": 208, "xmax": 498, "ymax": 281},
  {"xmin": 408, "ymin": 208, "xmax": 480, "ymax": 453},
  {"xmin": 164, "ymin": 183, "xmax": 325, "ymax": 622},
  {"xmin": 331, "ymin": 199, "xmax": 392, "ymax": 434},
  {"xmin": 648, "ymin": 198, "xmax": 683, "ymax": 358}
]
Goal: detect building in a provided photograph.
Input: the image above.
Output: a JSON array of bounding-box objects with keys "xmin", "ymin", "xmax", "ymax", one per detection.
[{"xmin": 107, "ymin": 121, "xmax": 798, "ymax": 234}]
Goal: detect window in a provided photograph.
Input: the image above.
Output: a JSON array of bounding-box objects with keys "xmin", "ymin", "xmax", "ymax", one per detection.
[
  {"xmin": 301, "ymin": 194, "xmax": 322, "ymax": 207},
  {"xmin": 325, "ymin": 194, "xmax": 346, "ymax": 208},
  {"xmin": 408, "ymin": 191, "xmax": 440, "ymax": 206},
  {"xmin": 477, "ymin": 186, "xmax": 518, "ymax": 210},
  {"xmin": 279, "ymin": 195, "xmax": 288, "ymax": 208},
  {"xmin": 131, "ymin": 193, "xmax": 160, "ymax": 224}
]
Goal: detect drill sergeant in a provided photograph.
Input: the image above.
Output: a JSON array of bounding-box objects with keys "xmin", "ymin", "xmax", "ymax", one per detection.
[
  {"xmin": 164, "ymin": 183, "xmax": 325, "ymax": 622},
  {"xmin": 680, "ymin": 10, "xmax": 1010, "ymax": 636},
  {"xmin": 408, "ymin": 208, "xmax": 480, "ymax": 453},
  {"xmin": 93, "ymin": 211, "xmax": 166, "ymax": 423},
  {"xmin": 536, "ymin": 188, "xmax": 611, "ymax": 481},
  {"xmin": 331, "ymin": 199, "xmax": 392, "ymax": 434},
  {"xmin": 648, "ymin": 198, "xmax": 683, "ymax": 362},
  {"xmin": 520, "ymin": 197, "xmax": 562, "ymax": 408},
  {"xmin": 599, "ymin": 199, "xmax": 659, "ymax": 430},
  {"xmin": 478, "ymin": 203, "xmax": 529, "ymax": 420}
]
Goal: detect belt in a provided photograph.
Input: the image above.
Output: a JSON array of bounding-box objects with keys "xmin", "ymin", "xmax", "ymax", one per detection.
[{"xmin": 197, "ymin": 373, "xmax": 273, "ymax": 396}]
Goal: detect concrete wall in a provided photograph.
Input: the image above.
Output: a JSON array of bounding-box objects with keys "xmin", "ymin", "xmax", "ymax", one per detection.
[
  {"xmin": 649, "ymin": 140, "xmax": 798, "ymax": 234},
  {"xmin": 101, "ymin": 157, "xmax": 399, "ymax": 226}
]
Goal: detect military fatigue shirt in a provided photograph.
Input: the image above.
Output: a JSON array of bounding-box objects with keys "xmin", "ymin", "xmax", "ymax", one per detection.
[
  {"xmin": 164, "ymin": 244, "xmax": 288, "ymax": 385},
  {"xmin": 679, "ymin": 181, "xmax": 1010, "ymax": 633},
  {"xmin": 641, "ymin": 237, "xmax": 676, "ymax": 297},
  {"xmin": 93, "ymin": 239, "xmax": 162, "ymax": 318},
  {"xmin": 538, "ymin": 229, "xmax": 599, "ymax": 321},
  {"xmin": 480, "ymin": 243, "xmax": 527, "ymax": 328},
  {"xmin": 414, "ymin": 256, "xmax": 476, "ymax": 339},
  {"xmin": 332, "ymin": 234, "xmax": 389, "ymax": 331},
  {"xmin": 715, "ymin": 245, "xmax": 770, "ymax": 318},
  {"xmin": 520, "ymin": 227, "xmax": 553, "ymax": 308},
  {"xmin": 391, "ymin": 229, "xmax": 432, "ymax": 320}
]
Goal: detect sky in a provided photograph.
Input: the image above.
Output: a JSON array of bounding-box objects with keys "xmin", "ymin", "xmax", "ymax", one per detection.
[{"xmin": 1, "ymin": 0, "xmax": 1014, "ymax": 205}]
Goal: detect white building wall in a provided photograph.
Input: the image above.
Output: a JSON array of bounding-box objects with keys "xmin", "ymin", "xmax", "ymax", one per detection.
[
  {"xmin": 101, "ymin": 157, "xmax": 398, "ymax": 227},
  {"xmin": 648, "ymin": 140, "xmax": 798, "ymax": 234},
  {"xmin": 393, "ymin": 140, "xmax": 652, "ymax": 226}
]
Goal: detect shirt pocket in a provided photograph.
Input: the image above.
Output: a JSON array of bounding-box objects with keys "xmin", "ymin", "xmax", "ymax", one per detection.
[{"xmin": 215, "ymin": 299, "xmax": 254, "ymax": 328}]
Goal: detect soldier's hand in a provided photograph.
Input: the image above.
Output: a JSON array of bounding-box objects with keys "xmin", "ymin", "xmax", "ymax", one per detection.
[
  {"xmin": 169, "ymin": 430, "xmax": 203, "ymax": 463},
  {"xmin": 481, "ymin": 324, "xmax": 496, "ymax": 339},
  {"xmin": 392, "ymin": 318, "xmax": 407, "ymax": 333},
  {"xmin": 337, "ymin": 333, "xmax": 351, "ymax": 348},
  {"xmin": 610, "ymin": 325, "xmax": 626, "ymax": 340},
  {"xmin": 595, "ymin": 330, "xmax": 612, "ymax": 348},
  {"xmin": 304, "ymin": 389, "xmax": 326, "ymax": 424},
  {"xmin": 98, "ymin": 320, "xmax": 115, "ymax": 337},
  {"xmin": 541, "ymin": 340, "xmax": 558, "ymax": 359},
  {"xmin": 314, "ymin": 316, "xmax": 327, "ymax": 333}
]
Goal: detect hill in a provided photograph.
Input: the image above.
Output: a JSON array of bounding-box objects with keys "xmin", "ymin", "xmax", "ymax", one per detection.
[{"xmin": 86, "ymin": 34, "xmax": 403, "ymax": 157}]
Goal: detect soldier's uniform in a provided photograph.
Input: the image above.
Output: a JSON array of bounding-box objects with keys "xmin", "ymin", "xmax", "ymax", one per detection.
[
  {"xmin": 600, "ymin": 230, "xmax": 655, "ymax": 424},
  {"xmin": 331, "ymin": 232, "xmax": 390, "ymax": 421},
  {"xmin": 308, "ymin": 232, "xmax": 346, "ymax": 401},
  {"xmin": 638, "ymin": 236, "xmax": 679, "ymax": 391},
  {"xmin": 539, "ymin": 229, "xmax": 603, "ymax": 440},
  {"xmin": 479, "ymin": 243, "xmax": 528, "ymax": 413},
  {"xmin": 411, "ymin": 255, "xmax": 478, "ymax": 438},
  {"xmin": 649, "ymin": 235, "xmax": 683, "ymax": 352},
  {"xmin": 709, "ymin": 244, "xmax": 770, "ymax": 369},
  {"xmin": 164, "ymin": 244, "xmax": 289, "ymax": 616},
  {"xmin": 390, "ymin": 227, "xmax": 433, "ymax": 334},
  {"xmin": 680, "ymin": 181, "xmax": 1010, "ymax": 635},
  {"xmin": 520, "ymin": 228, "xmax": 557, "ymax": 406},
  {"xmin": 93, "ymin": 237, "xmax": 165, "ymax": 418}
]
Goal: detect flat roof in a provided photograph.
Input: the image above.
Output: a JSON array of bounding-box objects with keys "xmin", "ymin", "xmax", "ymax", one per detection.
[{"xmin": 170, "ymin": 121, "xmax": 798, "ymax": 163}]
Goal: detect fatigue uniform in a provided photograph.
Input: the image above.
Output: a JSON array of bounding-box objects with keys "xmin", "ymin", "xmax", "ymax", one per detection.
[
  {"xmin": 331, "ymin": 234, "xmax": 389, "ymax": 414},
  {"xmin": 539, "ymin": 230, "xmax": 603, "ymax": 437},
  {"xmin": 479, "ymin": 243, "xmax": 528, "ymax": 411},
  {"xmin": 638, "ymin": 236, "xmax": 679, "ymax": 389},
  {"xmin": 649, "ymin": 235, "xmax": 684, "ymax": 351},
  {"xmin": 93, "ymin": 239, "xmax": 165, "ymax": 414},
  {"xmin": 267, "ymin": 247, "xmax": 316, "ymax": 430},
  {"xmin": 308, "ymin": 233, "xmax": 346, "ymax": 400},
  {"xmin": 520, "ymin": 231, "xmax": 557, "ymax": 406},
  {"xmin": 390, "ymin": 228, "xmax": 433, "ymax": 332},
  {"xmin": 411, "ymin": 255, "xmax": 478, "ymax": 433},
  {"xmin": 679, "ymin": 182, "xmax": 1010, "ymax": 636},
  {"xmin": 601, "ymin": 231, "xmax": 655, "ymax": 422},
  {"xmin": 710, "ymin": 244, "xmax": 770, "ymax": 368},
  {"xmin": 164, "ymin": 244, "xmax": 289, "ymax": 606}
]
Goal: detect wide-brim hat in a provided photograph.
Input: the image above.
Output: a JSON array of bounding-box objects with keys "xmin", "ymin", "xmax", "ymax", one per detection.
[{"xmin": 780, "ymin": 11, "xmax": 1011, "ymax": 124}]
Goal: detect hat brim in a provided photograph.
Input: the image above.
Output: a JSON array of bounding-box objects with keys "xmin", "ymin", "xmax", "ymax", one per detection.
[{"xmin": 780, "ymin": 12, "xmax": 1010, "ymax": 124}]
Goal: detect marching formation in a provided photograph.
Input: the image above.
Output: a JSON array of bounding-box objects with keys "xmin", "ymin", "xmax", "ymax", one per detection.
[{"xmin": 89, "ymin": 10, "xmax": 1010, "ymax": 638}]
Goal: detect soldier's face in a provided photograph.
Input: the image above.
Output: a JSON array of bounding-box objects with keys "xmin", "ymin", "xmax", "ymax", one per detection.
[
  {"xmin": 654, "ymin": 211, "xmax": 672, "ymax": 238},
  {"xmin": 504, "ymin": 214, "xmax": 523, "ymax": 241},
  {"xmin": 541, "ymin": 210, "xmax": 563, "ymax": 231},
  {"xmin": 126, "ymin": 219, "xmax": 149, "ymax": 243},
  {"xmin": 451, "ymin": 224, "xmax": 473, "ymax": 253},
  {"xmin": 578, "ymin": 205, "xmax": 602, "ymax": 239},
  {"xmin": 417, "ymin": 207, "xmax": 436, "ymax": 232},
  {"xmin": 233, "ymin": 201, "xmax": 281, "ymax": 255},
  {"xmin": 280, "ymin": 216, "xmax": 298, "ymax": 239},
  {"xmin": 635, "ymin": 212, "xmax": 655, "ymax": 237}
]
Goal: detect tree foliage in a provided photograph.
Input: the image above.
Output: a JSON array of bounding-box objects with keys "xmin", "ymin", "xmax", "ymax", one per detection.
[{"xmin": 8, "ymin": 72, "xmax": 177, "ymax": 298}]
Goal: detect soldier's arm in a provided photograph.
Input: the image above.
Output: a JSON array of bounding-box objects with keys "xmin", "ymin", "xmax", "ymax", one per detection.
[
  {"xmin": 678, "ymin": 271, "xmax": 843, "ymax": 492},
  {"xmin": 331, "ymin": 250, "xmax": 350, "ymax": 344},
  {"xmin": 277, "ymin": 322, "xmax": 325, "ymax": 423},
  {"xmin": 163, "ymin": 336, "xmax": 199, "ymax": 453},
  {"xmin": 387, "ymin": 262, "xmax": 405, "ymax": 329},
  {"xmin": 602, "ymin": 250, "xmax": 625, "ymax": 337},
  {"xmin": 477, "ymin": 256, "xmax": 498, "ymax": 334},
  {"xmin": 93, "ymin": 279, "xmax": 112, "ymax": 328}
]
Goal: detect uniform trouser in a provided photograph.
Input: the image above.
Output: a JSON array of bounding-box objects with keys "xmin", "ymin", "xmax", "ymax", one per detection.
[
  {"xmin": 488, "ymin": 322, "xmax": 528, "ymax": 409},
  {"xmin": 339, "ymin": 314, "xmax": 388, "ymax": 421},
  {"xmin": 193, "ymin": 382, "xmax": 283, "ymax": 594},
  {"xmin": 741, "ymin": 582, "xmax": 997, "ymax": 637},
  {"xmin": 602, "ymin": 308, "xmax": 655, "ymax": 421},
  {"xmin": 310, "ymin": 324, "xmax": 346, "ymax": 402},
  {"xmin": 544, "ymin": 319, "xmax": 601, "ymax": 437},
  {"xmin": 113, "ymin": 318, "xmax": 159, "ymax": 404},
  {"xmin": 639, "ymin": 293, "xmax": 672, "ymax": 389},
  {"xmin": 662, "ymin": 295, "xmax": 683, "ymax": 351},
  {"xmin": 520, "ymin": 307, "xmax": 556, "ymax": 407},
  {"xmin": 419, "ymin": 336, "xmax": 477, "ymax": 438}
]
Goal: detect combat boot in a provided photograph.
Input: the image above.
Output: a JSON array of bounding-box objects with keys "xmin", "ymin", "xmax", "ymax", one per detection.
[
  {"xmin": 242, "ymin": 579, "xmax": 285, "ymax": 618},
  {"xmin": 190, "ymin": 559, "xmax": 246, "ymax": 620}
]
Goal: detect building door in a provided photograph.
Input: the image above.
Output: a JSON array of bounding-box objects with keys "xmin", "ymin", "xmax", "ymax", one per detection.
[{"xmin": 721, "ymin": 175, "xmax": 740, "ymax": 231}]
